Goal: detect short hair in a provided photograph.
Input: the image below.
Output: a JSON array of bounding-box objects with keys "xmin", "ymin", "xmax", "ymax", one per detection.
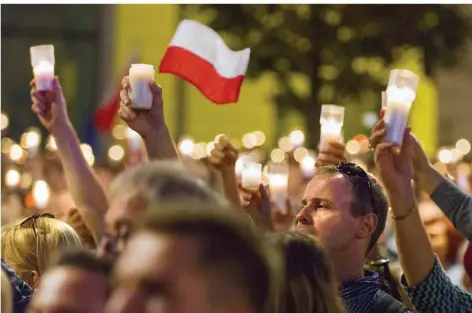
[
  {"xmin": 314, "ymin": 165, "xmax": 388, "ymax": 253},
  {"xmin": 1, "ymin": 217, "xmax": 83, "ymax": 285},
  {"xmin": 54, "ymin": 249, "xmax": 113, "ymax": 277},
  {"xmin": 109, "ymin": 161, "xmax": 228, "ymax": 207},
  {"xmin": 137, "ymin": 201, "xmax": 282, "ymax": 313},
  {"xmin": 267, "ymin": 232, "xmax": 346, "ymax": 313}
]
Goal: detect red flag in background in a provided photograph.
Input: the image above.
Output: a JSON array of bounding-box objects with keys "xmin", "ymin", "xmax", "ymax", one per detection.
[{"xmin": 94, "ymin": 52, "xmax": 140, "ymax": 133}]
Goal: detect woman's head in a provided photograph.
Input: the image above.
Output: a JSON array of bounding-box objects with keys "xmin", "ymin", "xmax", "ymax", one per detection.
[
  {"xmin": 1, "ymin": 214, "xmax": 83, "ymax": 287},
  {"xmin": 268, "ymin": 232, "xmax": 346, "ymax": 313}
]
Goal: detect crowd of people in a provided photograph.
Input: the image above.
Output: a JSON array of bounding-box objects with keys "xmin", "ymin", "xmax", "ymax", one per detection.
[{"xmin": 1, "ymin": 73, "xmax": 472, "ymax": 313}]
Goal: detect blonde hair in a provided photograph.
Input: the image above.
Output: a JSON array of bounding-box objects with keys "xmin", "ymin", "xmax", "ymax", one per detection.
[
  {"xmin": 1, "ymin": 216, "xmax": 83, "ymax": 286},
  {"xmin": 1, "ymin": 269, "xmax": 13, "ymax": 313}
]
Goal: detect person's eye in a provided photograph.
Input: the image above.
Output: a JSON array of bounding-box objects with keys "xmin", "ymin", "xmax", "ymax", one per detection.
[{"xmin": 316, "ymin": 202, "xmax": 330, "ymax": 210}]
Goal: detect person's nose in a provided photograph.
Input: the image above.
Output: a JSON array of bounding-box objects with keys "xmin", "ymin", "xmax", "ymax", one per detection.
[
  {"xmin": 296, "ymin": 207, "xmax": 314, "ymax": 225},
  {"xmin": 105, "ymin": 285, "xmax": 144, "ymax": 313}
]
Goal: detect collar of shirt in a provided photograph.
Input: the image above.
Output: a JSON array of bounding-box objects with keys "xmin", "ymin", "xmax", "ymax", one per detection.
[{"xmin": 339, "ymin": 269, "xmax": 383, "ymax": 313}]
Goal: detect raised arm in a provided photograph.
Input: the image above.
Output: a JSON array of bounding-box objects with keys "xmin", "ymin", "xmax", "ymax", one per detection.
[
  {"xmin": 374, "ymin": 130, "xmax": 472, "ymax": 313},
  {"xmin": 118, "ymin": 76, "xmax": 178, "ymax": 160},
  {"xmin": 370, "ymin": 110, "xmax": 472, "ymax": 240},
  {"xmin": 31, "ymin": 77, "xmax": 107, "ymax": 242},
  {"xmin": 208, "ymin": 136, "xmax": 240, "ymax": 207}
]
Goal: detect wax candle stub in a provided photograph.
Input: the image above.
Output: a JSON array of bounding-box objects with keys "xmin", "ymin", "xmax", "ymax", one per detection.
[
  {"xmin": 129, "ymin": 64, "xmax": 155, "ymax": 110},
  {"xmin": 241, "ymin": 163, "xmax": 262, "ymax": 190}
]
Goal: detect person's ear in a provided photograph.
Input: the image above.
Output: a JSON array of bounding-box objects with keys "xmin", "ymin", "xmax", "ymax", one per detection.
[
  {"xmin": 356, "ymin": 213, "xmax": 378, "ymax": 240},
  {"xmin": 31, "ymin": 270, "xmax": 40, "ymax": 289}
]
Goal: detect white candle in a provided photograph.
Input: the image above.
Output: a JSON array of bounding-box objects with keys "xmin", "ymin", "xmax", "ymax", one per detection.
[
  {"xmin": 33, "ymin": 61, "xmax": 54, "ymax": 91},
  {"xmin": 269, "ymin": 173, "xmax": 288, "ymax": 210},
  {"xmin": 129, "ymin": 64, "xmax": 155, "ymax": 110},
  {"xmin": 33, "ymin": 180, "xmax": 50, "ymax": 209},
  {"xmin": 241, "ymin": 163, "xmax": 262, "ymax": 190},
  {"xmin": 30, "ymin": 45, "xmax": 55, "ymax": 91},
  {"xmin": 319, "ymin": 104, "xmax": 344, "ymax": 151},
  {"xmin": 300, "ymin": 155, "xmax": 316, "ymax": 179},
  {"xmin": 126, "ymin": 128, "xmax": 142, "ymax": 152},
  {"xmin": 320, "ymin": 120, "xmax": 342, "ymax": 151},
  {"xmin": 384, "ymin": 86, "xmax": 415, "ymax": 145}
]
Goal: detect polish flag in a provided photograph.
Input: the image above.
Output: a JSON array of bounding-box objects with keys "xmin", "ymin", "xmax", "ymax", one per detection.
[{"xmin": 159, "ymin": 19, "xmax": 251, "ymax": 104}]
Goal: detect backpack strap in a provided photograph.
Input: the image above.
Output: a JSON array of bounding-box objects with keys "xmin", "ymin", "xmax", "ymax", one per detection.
[{"xmin": 372, "ymin": 292, "xmax": 410, "ymax": 313}]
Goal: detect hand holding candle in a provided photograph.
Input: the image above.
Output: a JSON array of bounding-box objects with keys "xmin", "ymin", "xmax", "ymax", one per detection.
[
  {"xmin": 30, "ymin": 76, "xmax": 69, "ymax": 135},
  {"xmin": 30, "ymin": 45, "xmax": 55, "ymax": 91},
  {"xmin": 319, "ymin": 105, "xmax": 345, "ymax": 151},
  {"xmin": 119, "ymin": 74, "xmax": 166, "ymax": 138},
  {"xmin": 384, "ymin": 69, "xmax": 419, "ymax": 146}
]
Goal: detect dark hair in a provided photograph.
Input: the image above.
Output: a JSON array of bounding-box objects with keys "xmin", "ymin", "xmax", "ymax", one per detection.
[
  {"xmin": 54, "ymin": 249, "xmax": 113, "ymax": 277},
  {"xmin": 315, "ymin": 165, "xmax": 388, "ymax": 254},
  {"xmin": 138, "ymin": 201, "xmax": 281, "ymax": 313},
  {"xmin": 267, "ymin": 232, "xmax": 346, "ymax": 313}
]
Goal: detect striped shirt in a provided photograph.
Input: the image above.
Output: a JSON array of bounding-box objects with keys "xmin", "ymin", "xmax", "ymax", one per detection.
[
  {"xmin": 402, "ymin": 257, "xmax": 472, "ymax": 313},
  {"xmin": 340, "ymin": 269, "xmax": 411, "ymax": 313}
]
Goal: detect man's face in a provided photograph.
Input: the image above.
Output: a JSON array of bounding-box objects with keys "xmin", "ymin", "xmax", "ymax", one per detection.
[
  {"xmin": 105, "ymin": 190, "xmax": 149, "ymax": 252},
  {"xmin": 28, "ymin": 267, "xmax": 108, "ymax": 313},
  {"xmin": 295, "ymin": 173, "xmax": 361, "ymax": 255},
  {"xmin": 105, "ymin": 232, "xmax": 221, "ymax": 313}
]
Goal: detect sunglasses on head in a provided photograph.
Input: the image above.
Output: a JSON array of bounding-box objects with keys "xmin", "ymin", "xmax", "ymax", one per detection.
[
  {"xmin": 336, "ymin": 162, "xmax": 376, "ymax": 213},
  {"xmin": 20, "ymin": 212, "xmax": 55, "ymax": 275}
]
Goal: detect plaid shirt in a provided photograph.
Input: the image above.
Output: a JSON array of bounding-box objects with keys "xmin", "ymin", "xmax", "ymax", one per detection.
[
  {"xmin": 340, "ymin": 269, "xmax": 412, "ymax": 313},
  {"xmin": 402, "ymin": 257, "xmax": 472, "ymax": 313}
]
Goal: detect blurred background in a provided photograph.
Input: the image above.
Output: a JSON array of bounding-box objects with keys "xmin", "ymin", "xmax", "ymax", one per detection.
[{"xmin": 2, "ymin": 4, "xmax": 472, "ymax": 222}]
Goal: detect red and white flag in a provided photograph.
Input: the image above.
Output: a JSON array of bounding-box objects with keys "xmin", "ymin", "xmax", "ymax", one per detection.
[{"xmin": 159, "ymin": 19, "xmax": 251, "ymax": 104}]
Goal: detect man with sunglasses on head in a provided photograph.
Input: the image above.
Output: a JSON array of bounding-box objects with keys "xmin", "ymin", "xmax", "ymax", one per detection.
[{"xmin": 296, "ymin": 142, "xmax": 411, "ymax": 313}]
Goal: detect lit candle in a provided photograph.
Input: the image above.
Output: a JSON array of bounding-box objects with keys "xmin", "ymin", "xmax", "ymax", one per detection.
[
  {"xmin": 384, "ymin": 69, "xmax": 419, "ymax": 146},
  {"xmin": 30, "ymin": 45, "xmax": 55, "ymax": 91},
  {"xmin": 267, "ymin": 161, "xmax": 289, "ymax": 209},
  {"xmin": 24, "ymin": 129, "xmax": 42, "ymax": 158},
  {"xmin": 319, "ymin": 105, "xmax": 345, "ymax": 151},
  {"xmin": 320, "ymin": 120, "xmax": 342, "ymax": 151},
  {"xmin": 241, "ymin": 163, "xmax": 262, "ymax": 190},
  {"xmin": 126, "ymin": 128, "xmax": 142, "ymax": 152},
  {"xmin": 5, "ymin": 169, "xmax": 20, "ymax": 188},
  {"xmin": 269, "ymin": 173, "xmax": 288, "ymax": 210},
  {"xmin": 300, "ymin": 155, "xmax": 316, "ymax": 179},
  {"xmin": 129, "ymin": 64, "xmax": 155, "ymax": 110},
  {"xmin": 33, "ymin": 180, "xmax": 50, "ymax": 209}
]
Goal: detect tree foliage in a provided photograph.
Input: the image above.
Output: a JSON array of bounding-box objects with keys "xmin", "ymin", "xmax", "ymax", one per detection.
[{"xmin": 188, "ymin": 4, "xmax": 472, "ymax": 147}]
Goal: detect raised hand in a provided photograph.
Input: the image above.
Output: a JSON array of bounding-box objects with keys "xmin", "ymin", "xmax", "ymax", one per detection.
[
  {"xmin": 30, "ymin": 77, "xmax": 69, "ymax": 134},
  {"xmin": 374, "ymin": 129, "xmax": 414, "ymax": 200},
  {"xmin": 119, "ymin": 76, "xmax": 165, "ymax": 137},
  {"xmin": 240, "ymin": 184, "xmax": 274, "ymax": 231},
  {"xmin": 370, "ymin": 109, "xmax": 431, "ymax": 183},
  {"xmin": 316, "ymin": 141, "xmax": 347, "ymax": 167},
  {"xmin": 209, "ymin": 136, "xmax": 239, "ymax": 174}
]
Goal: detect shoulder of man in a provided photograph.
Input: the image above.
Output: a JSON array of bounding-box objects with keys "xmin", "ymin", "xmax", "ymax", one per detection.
[{"xmin": 372, "ymin": 292, "xmax": 411, "ymax": 313}]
